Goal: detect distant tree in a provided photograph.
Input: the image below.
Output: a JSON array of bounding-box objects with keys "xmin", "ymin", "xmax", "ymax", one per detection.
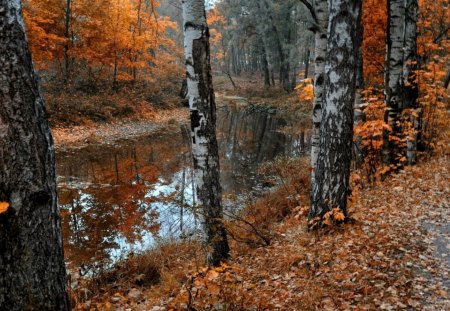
[
  {"xmin": 213, "ymin": 0, "xmax": 313, "ymax": 91},
  {"xmin": 309, "ymin": 0, "xmax": 362, "ymax": 222},
  {"xmin": 0, "ymin": 1, "xmax": 69, "ymax": 310},
  {"xmin": 181, "ymin": 0, "xmax": 230, "ymax": 266}
]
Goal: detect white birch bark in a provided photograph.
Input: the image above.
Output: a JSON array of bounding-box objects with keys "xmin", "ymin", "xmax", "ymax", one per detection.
[
  {"xmin": 310, "ymin": 0, "xmax": 361, "ymax": 220},
  {"xmin": 311, "ymin": 0, "xmax": 329, "ymax": 190},
  {"xmin": 182, "ymin": 0, "xmax": 229, "ymax": 266}
]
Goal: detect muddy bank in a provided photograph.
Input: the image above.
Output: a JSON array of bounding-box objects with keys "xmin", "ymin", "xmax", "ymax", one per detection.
[{"xmin": 52, "ymin": 108, "xmax": 189, "ymax": 150}]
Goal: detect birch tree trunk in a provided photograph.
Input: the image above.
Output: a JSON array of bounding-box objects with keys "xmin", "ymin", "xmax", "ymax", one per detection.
[
  {"xmin": 353, "ymin": 0, "xmax": 365, "ymax": 166},
  {"xmin": 0, "ymin": 1, "xmax": 69, "ymax": 310},
  {"xmin": 182, "ymin": 0, "xmax": 230, "ymax": 266},
  {"xmin": 384, "ymin": 0, "xmax": 419, "ymax": 164},
  {"xmin": 310, "ymin": 0, "xmax": 361, "ymax": 220},
  {"xmin": 310, "ymin": 0, "xmax": 329, "ymax": 191},
  {"xmin": 403, "ymin": 0, "xmax": 419, "ymax": 165}
]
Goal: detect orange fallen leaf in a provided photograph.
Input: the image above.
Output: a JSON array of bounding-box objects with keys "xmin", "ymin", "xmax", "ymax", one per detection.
[
  {"xmin": 206, "ymin": 270, "xmax": 220, "ymax": 281},
  {"xmin": 0, "ymin": 202, "xmax": 9, "ymax": 214}
]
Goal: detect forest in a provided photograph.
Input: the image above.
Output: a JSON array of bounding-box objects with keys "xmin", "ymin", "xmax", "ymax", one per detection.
[{"xmin": 0, "ymin": 0, "xmax": 448, "ymax": 310}]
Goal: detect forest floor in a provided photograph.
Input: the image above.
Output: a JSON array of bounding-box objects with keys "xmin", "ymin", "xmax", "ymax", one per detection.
[
  {"xmin": 67, "ymin": 75, "xmax": 449, "ymax": 310},
  {"xmin": 75, "ymin": 146, "xmax": 450, "ymax": 310}
]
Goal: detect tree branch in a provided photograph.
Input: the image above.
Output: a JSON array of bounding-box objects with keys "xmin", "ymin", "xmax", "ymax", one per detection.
[
  {"xmin": 298, "ymin": 0, "xmax": 318, "ymax": 25},
  {"xmin": 433, "ymin": 26, "xmax": 449, "ymax": 44}
]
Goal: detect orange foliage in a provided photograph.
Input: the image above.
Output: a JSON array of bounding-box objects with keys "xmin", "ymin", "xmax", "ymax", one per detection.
[
  {"xmin": 417, "ymin": 0, "xmax": 449, "ymax": 149},
  {"xmin": 207, "ymin": 7, "xmax": 227, "ymax": 67},
  {"xmin": 362, "ymin": 0, "xmax": 387, "ymax": 87},
  {"xmin": 23, "ymin": 0, "xmax": 177, "ymax": 83}
]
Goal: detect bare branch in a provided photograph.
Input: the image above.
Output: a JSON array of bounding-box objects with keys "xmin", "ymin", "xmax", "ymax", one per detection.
[{"xmin": 298, "ymin": 0, "xmax": 318, "ymax": 25}]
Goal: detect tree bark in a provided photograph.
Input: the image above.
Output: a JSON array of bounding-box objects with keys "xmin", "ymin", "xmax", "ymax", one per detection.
[
  {"xmin": 353, "ymin": 0, "xmax": 365, "ymax": 166},
  {"xmin": 259, "ymin": 37, "xmax": 271, "ymax": 87},
  {"xmin": 384, "ymin": 0, "xmax": 419, "ymax": 164},
  {"xmin": 304, "ymin": 47, "xmax": 310, "ymax": 79},
  {"xmin": 310, "ymin": 0, "xmax": 361, "ymax": 220},
  {"xmin": 63, "ymin": 0, "xmax": 72, "ymax": 82},
  {"xmin": 310, "ymin": 0, "xmax": 329, "ymax": 191},
  {"xmin": 182, "ymin": 0, "xmax": 230, "ymax": 266},
  {"xmin": 0, "ymin": 1, "xmax": 69, "ymax": 310}
]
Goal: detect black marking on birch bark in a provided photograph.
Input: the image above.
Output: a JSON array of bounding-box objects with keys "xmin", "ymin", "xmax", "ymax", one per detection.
[
  {"xmin": 184, "ymin": 22, "xmax": 206, "ymax": 32},
  {"xmin": 316, "ymin": 75, "xmax": 324, "ymax": 86}
]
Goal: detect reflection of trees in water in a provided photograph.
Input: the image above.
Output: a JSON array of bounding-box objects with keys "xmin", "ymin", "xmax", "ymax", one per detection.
[
  {"xmin": 57, "ymin": 132, "xmax": 188, "ymax": 272},
  {"xmin": 57, "ymin": 110, "xmax": 309, "ymax": 272},
  {"xmin": 217, "ymin": 107, "xmax": 306, "ymax": 196},
  {"xmin": 60, "ymin": 184, "xmax": 160, "ymax": 274}
]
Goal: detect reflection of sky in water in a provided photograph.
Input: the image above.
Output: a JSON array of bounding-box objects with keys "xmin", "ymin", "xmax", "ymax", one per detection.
[{"xmin": 58, "ymin": 108, "xmax": 310, "ymax": 272}]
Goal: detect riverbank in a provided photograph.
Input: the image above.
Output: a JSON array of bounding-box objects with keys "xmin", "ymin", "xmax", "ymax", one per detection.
[
  {"xmin": 73, "ymin": 149, "xmax": 449, "ymax": 310},
  {"xmin": 51, "ymin": 74, "xmax": 310, "ymax": 150},
  {"xmin": 52, "ymin": 108, "xmax": 189, "ymax": 150}
]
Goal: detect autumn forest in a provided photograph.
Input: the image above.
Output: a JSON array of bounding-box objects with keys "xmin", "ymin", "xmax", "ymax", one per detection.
[{"xmin": 0, "ymin": 0, "xmax": 449, "ymax": 310}]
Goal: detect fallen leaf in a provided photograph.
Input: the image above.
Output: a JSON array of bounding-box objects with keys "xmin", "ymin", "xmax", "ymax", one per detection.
[{"xmin": 0, "ymin": 202, "xmax": 9, "ymax": 214}]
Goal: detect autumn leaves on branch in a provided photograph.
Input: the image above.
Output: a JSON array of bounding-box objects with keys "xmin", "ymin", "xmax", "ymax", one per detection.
[{"xmin": 23, "ymin": 0, "xmax": 177, "ymax": 87}]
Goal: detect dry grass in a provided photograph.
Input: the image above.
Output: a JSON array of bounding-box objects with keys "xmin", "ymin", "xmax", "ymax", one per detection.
[{"xmin": 72, "ymin": 239, "xmax": 204, "ymax": 310}]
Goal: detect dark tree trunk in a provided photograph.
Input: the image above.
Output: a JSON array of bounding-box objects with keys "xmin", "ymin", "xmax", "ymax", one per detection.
[
  {"xmin": 182, "ymin": 0, "xmax": 230, "ymax": 266},
  {"xmin": 384, "ymin": 0, "xmax": 419, "ymax": 165},
  {"xmin": 304, "ymin": 48, "xmax": 310, "ymax": 79},
  {"xmin": 260, "ymin": 38, "xmax": 271, "ymax": 87},
  {"xmin": 310, "ymin": 0, "xmax": 361, "ymax": 221},
  {"xmin": 0, "ymin": 1, "xmax": 69, "ymax": 310},
  {"xmin": 354, "ymin": 0, "xmax": 365, "ymax": 165},
  {"xmin": 63, "ymin": 0, "xmax": 72, "ymax": 82}
]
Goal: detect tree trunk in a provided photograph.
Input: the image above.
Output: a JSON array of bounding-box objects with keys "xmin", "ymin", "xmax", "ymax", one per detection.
[
  {"xmin": 304, "ymin": 48, "xmax": 310, "ymax": 79},
  {"xmin": 384, "ymin": 0, "xmax": 419, "ymax": 164},
  {"xmin": 310, "ymin": 0, "xmax": 329, "ymax": 191},
  {"xmin": 354, "ymin": 0, "xmax": 365, "ymax": 166},
  {"xmin": 0, "ymin": 1, "xmax": 69, "ymax": 310},
  {"xmin": 182, "ymin": 0, "xmax": 230, "ymax": 266},
  {"xmin": 310, "ymin": 0, "xmax": 361, "ymax": 221},
  {"xmin": 63, "ymin": 0, "xmax": 72, "ymax": 83},
  {"xmin": 403, "ymin": 0, "xmax": 419, "ymax": 165},
  {"xmin": 260, "ymin": 38, "xmax": 271, "ymax": 87}
]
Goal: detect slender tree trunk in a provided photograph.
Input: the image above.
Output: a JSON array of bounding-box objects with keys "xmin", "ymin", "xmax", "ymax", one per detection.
[
  {"xmin": 260, "ymin": 38, "xmax": 271, "ymax": 87},
  {"xmin": 403, "ymin": 0, "xmax": 419, "ymax": 165},
  {"xmin": 402, "ymin": 0, "xmax": 418, "ymax": 110},
  {"xmin": 384, "ymin": 0, "xmax": 418, "ymax": 164},
  {"xmin": 354, "ymin": 0, "xmax": 365, "ymax": 166},
  {"xmin": 63, "ymin": 0, "xmax": 72, "ymax": 82},
  {"xmin": 0, "ymin": 1, "xmax": 69, "ymax": 309},
  {"xmin": 310, "ymin": 0, "xmax": 361, "ymax": 221},
  {"xmin": 182, "ymin": 0, "xmax": 230, "ymax": 266},
  {"xmin": 304, "ymin": 48, "xmax": 310, "ymax": 79},
  {"xmin": 310, "ymin": 0, "xmax": 328, "ymax": 191}
]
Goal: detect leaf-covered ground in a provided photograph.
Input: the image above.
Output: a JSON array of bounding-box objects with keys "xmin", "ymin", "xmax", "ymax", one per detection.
[
  {"xmin": 120, "ymin": 153, "xmax": 447, "ymax": 311},
  {"xmin": 81, "ymin": 152, "xmax": 449, "ymax": 310}
]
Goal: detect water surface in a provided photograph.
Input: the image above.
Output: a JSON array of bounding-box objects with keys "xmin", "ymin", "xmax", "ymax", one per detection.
[{"xmin": 57, "ymin": 106, "xmax": 308, "ymax": 272}]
